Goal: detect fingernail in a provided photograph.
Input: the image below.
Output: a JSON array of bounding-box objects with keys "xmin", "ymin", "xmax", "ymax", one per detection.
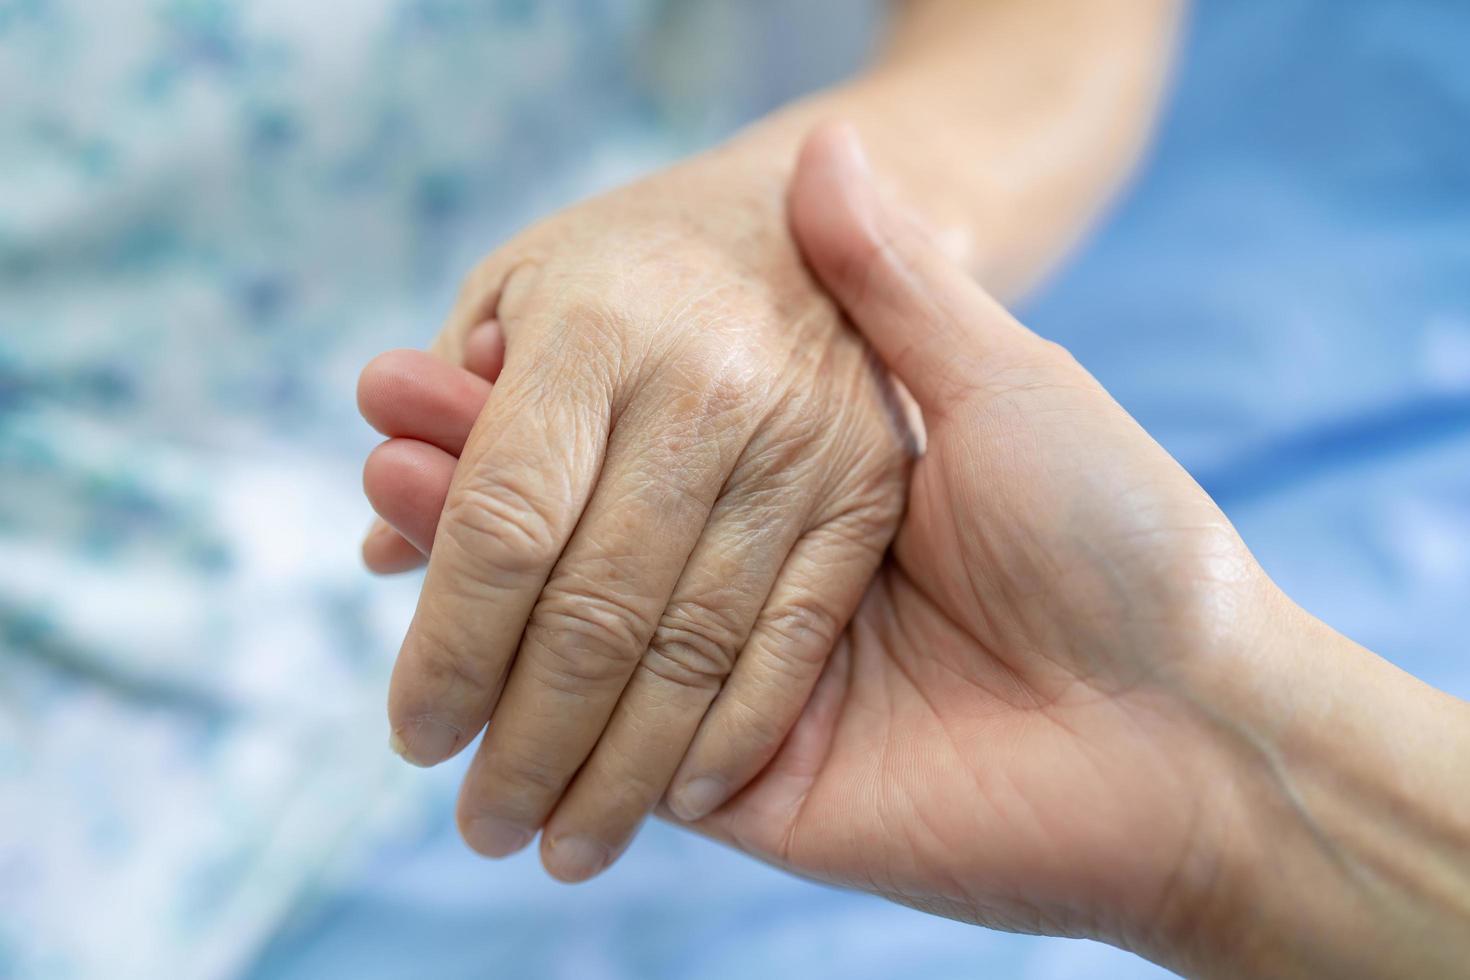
[
  {"xmin": 546, "ymin": 835, "xmax": 609, "ymax": 882},
  {"xmin": 670, "ymin": 776, "xmax": 727, "ymax": 822},
  {"xmin": 464, "ymin": 816, "xmax": 535, "ymax": 859},
  {"xmin": 388, "ymin": 730, "xmax": 410, "ymax": 759},
  {"xmin": 389, "ymin": 716, "xmax": 461, "ymax": 767}
]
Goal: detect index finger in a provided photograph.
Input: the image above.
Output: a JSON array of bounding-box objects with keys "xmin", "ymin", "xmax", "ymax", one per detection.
[{"xmin": 388, "ymin": 284, "xmax": 615, "ymax": 766}]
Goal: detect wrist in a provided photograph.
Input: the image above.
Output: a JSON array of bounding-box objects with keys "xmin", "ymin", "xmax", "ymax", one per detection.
[
  {"xmin": 702, "ymin": 80, "xmax": 991, "ymax": 270},
  {"xmin": 1157, "ymin": 596, "xmax": 1470, "ymax": 978},
  {"xmin": 703, "ymin": 0, "xmax": 1182, "ymax": 300}
]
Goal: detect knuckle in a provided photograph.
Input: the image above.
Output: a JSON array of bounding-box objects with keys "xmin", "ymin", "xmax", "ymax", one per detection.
[
  {"xmin": 541, "ymin": 586, "xmax": 659, "ymax": 651},
  {"xmin": 528, "ymin": 588, "xmax": 659, "ymax": 690},
  {"xmin": 444, "ymin": 475, "xmax": 566, "ymax": 578},
  {"xmin": 558, "ymin": 295, "xmax": 630, "ymax": 352},
  {"xmin": 689, "ymin": 345, "xmax": 765, "ymax": 415},
  {"xmin": 643, "ymin": 350, "xmax": 767, "ymax": 466},
  {"xmin": 731, "ymin": 411, "xmax": 819, "ymax": 486},
  {"xmin": 642, "ymin": 599, "xmax": 746, "ymax": 689},
  {"xmin": 758, "ymin": 599, "xmax": 841, "ymax": 670}
]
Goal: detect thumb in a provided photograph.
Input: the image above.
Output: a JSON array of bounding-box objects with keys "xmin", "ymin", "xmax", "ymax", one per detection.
[{"xmin": 788, "ymin": 123, "xmax": 1049, "ymax": 415}]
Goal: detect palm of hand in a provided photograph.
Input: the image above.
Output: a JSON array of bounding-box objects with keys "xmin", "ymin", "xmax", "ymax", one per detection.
[{"xmin": 691, "ymin": 356, "xmax": 1261, "ymax": 947}]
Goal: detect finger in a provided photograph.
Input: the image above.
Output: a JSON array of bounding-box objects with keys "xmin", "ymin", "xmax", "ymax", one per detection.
[
  {"xmin": 667, "ymin": 514, "xmax": 885, "ymax": 822},
  {"xmin": 429, "ymin": 256, "xmax": 525, "ymax": 364},
  {"xmin": 357, "ymin": 348, "xmax": 492, "ymax": 454},
  {"xmin": 657, "ymin": 629, "xmax": 856, "ymax": 866},
  {"xmin": 389, "ymin": 310, "xmax": 614, "ymax": 769},
  {"xmin": 363, "ymin": 518, "xmax": 428, "ymax": 575},
  {"xmin": 357, "ymin": 324, "xmax": 497, "ymax": 568},
  {"xmin": 788, "ymin": 123, "xmax": 1044, "ymax": 415},
  {"xmin": 363, "ymin": 438, "xmax": 458, "ymax": 556},
  {"xmin": 537, "ymin": 481, "xmax": 814, "ymax": 881},
  {"xmin": 455, "ymin": 389, "xmax": 750, "ymax": 859},
  {"xmin": 463, "ymin": 318, "xmax": 506, "ymax": 381}
]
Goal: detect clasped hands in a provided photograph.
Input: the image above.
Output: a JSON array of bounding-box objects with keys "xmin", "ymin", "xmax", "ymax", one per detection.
[{"xmin": 356, "ymin": 125, "xmax": 1470, "ymax": 977}]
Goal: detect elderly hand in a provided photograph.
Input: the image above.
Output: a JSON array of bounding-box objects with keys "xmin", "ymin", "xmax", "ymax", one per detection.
[
  {"xmin": 367, "ymin": 127, "xmax": 1470, "ymax": 976},
  {"xmin": 357, "ymin": 145, "xmax": 909, "ymax": 881}
]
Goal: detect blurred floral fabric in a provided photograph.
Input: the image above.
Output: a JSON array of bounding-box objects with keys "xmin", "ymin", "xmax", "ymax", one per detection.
[{"xmin": 0, "ymin": 1, "xmax": 875, "ymax": 976}]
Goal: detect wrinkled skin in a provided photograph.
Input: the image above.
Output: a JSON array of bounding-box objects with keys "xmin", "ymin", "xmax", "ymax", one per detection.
[
  {"xmin": 364, "ymin": 127, "xmax": 1281, "ymax": 962},
  {"xmin": 361, "ymin": 150, "xmax": 910, "ymax": 881}
]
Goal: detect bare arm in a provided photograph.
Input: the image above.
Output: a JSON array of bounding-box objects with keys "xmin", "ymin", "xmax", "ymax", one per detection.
[
  {"xmin": 718, "ymin": 0, "xmax": 1185, "ymax": 299},
  {"xmin": 1180, "ymin": 605, "xmax": 1470, "ymax": 979}
]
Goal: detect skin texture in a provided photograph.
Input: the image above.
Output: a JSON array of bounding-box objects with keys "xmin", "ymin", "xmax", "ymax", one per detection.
[
  {"xmin": 365, "ymin": 127, "xmax": 1470, "ymax": 978},
  {"xmin": 369, "ymin": 122, "xmax": 1268, "ymax": 941},
  {"xmin": 361, "ymin": 0, "xmax": 1184, "ymax": 885},
  {"xmin": 383, "ymin": 157, "xmax": 913, "ymax": 880}
]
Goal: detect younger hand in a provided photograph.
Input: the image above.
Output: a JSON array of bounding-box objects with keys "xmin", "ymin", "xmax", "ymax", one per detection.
[{"xmin": 684, "ymin": 125, "xmax": 1470, "ymax": 979}]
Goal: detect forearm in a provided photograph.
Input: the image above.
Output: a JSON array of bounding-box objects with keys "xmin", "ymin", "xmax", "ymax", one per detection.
[
  {"xmin": 710, "ymin": 0, "xmax": 1185, "ymax": 300},
  {"xmin": 1175, "ymin": 601, "xmax": 1470, "ymax": 978}
]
